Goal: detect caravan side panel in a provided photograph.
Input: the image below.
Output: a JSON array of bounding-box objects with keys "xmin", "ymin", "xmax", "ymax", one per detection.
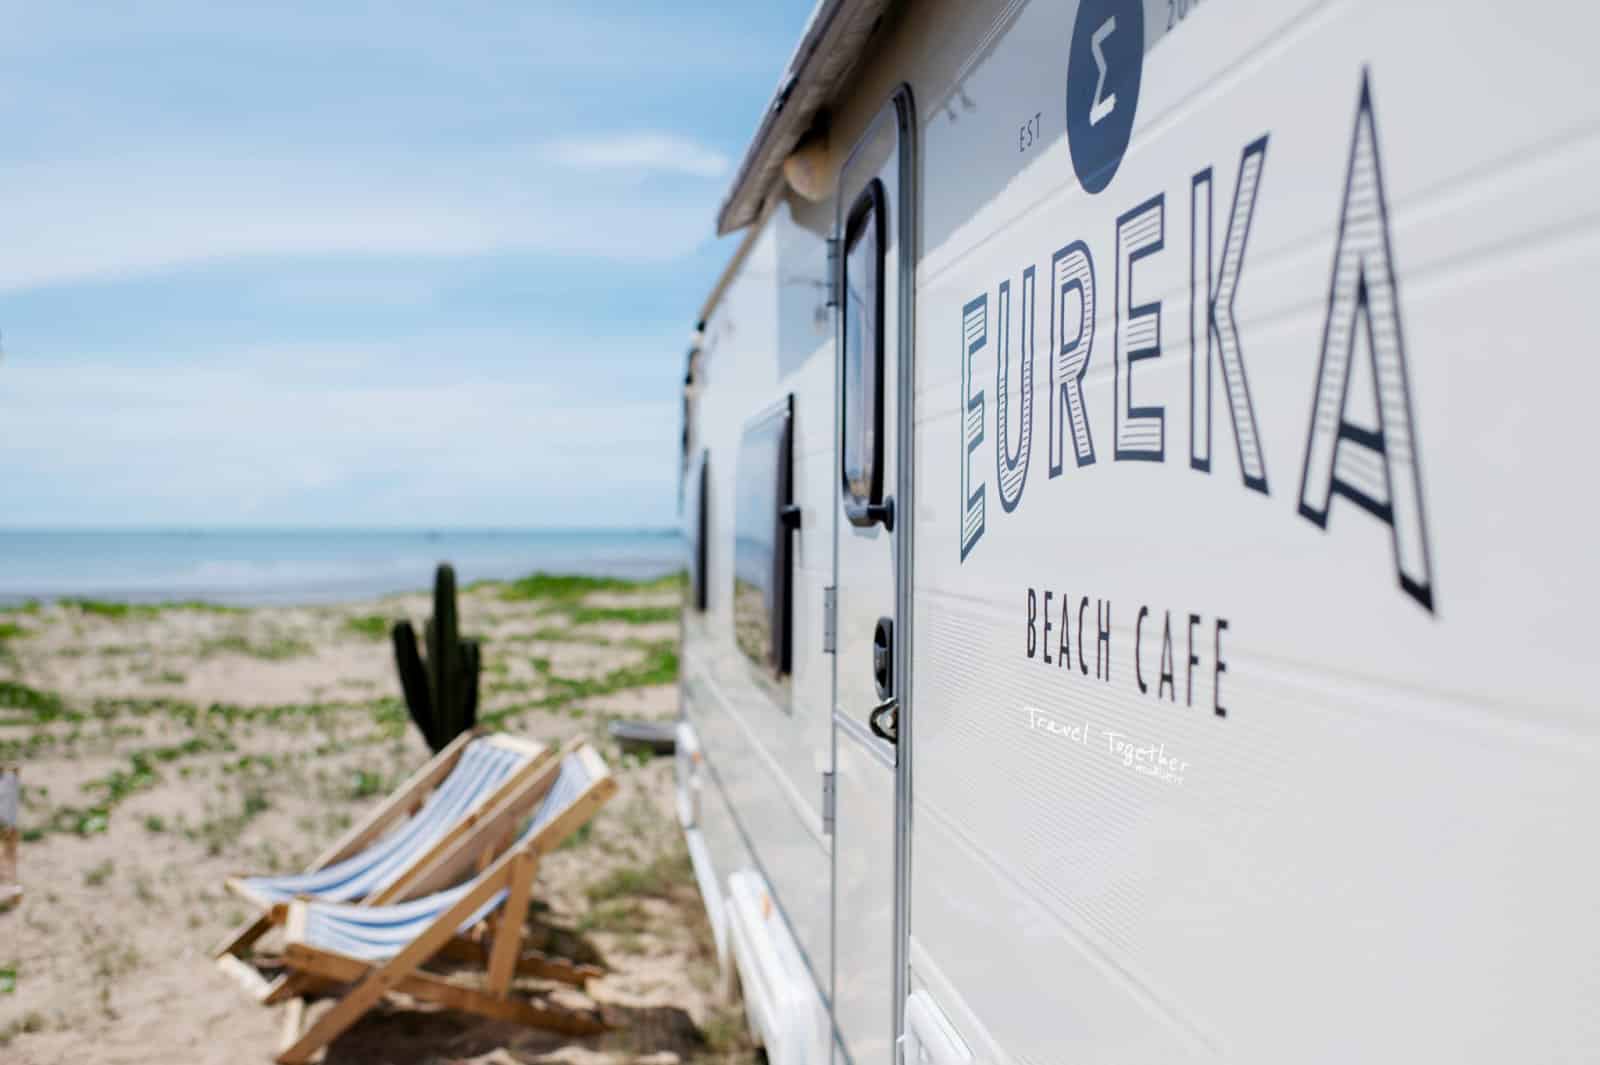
[
  {"xmin": 903, "ymin": 0, "xmax": 1600, "ymax": 1062},
  {"xmin": 680, "ymin": 201, "xmax": 837, "ymax": 998}
]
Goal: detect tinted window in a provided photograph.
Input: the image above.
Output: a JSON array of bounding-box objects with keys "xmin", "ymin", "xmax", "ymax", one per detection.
[
  {"xmin": 733, "ymin": 397, "xmax": 794, "ymax": 676},
  {"xmin": 687, "ymin": 450, "xmax": 708, "ymax": 612},
  {"xmin": 841, "ymin": 180, "xmax": 885, "ymax": 521}
]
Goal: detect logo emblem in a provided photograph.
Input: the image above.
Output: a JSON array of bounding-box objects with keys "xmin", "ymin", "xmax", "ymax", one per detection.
[{"xmin": 1066, "ymin": 0, "xmax": 1144, "ymax": 194}]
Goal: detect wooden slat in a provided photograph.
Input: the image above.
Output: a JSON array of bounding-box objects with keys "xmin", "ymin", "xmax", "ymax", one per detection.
[
  {"xmin": 365, "ymin": 740, "xmax": 556, "ymax": 905},
  {"xmin": 533, "ymin": 767, "xmax": 618, "ymax": 857},
  {"xmin": 216, "ymin": 952, "xmax": 274, "ymax": 999},
  {"xmin": 309, "ymin": 729, "xmax": 478, "ymax": 870},
  {"xmin": 277, "ymin": 996, "xmax": 326, "ymax": 1063},
  {"xmin": 433, "ymin": 938, "xmax": 604, "ymax": 986},
  {"xmin": 487, "ymin": 852, "xmax": 538, "ymax": 995},
  {"xmin": 483, "ymin": 733, "xmax": 549, "ymax": 759},
  {"xmin": 212, "ymin": 909, "xmax": 276, "ymax": 960},
  {"xmin": 382, "ymin": 737, "xmax": 581, "ymax": 902},
  {"xmin": 283, "ymin": 946, "xmax": 606, "ymax": 1037},
  {"xmin": 278, "ymin": 845, "xmax": 522, "ymax": 1063},
  {"xmin": 276, "ymin": 747, "xmax": 618, "ymax": 1064}
]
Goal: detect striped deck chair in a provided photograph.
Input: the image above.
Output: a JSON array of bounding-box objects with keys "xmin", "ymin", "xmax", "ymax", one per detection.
[
  {"xmin": 270, "ymin": 744, "xmax": 617, "ymax": 1065},
  {"xmin": 215, "ymin": 730, "xmax": 553, "ymax": 965}
]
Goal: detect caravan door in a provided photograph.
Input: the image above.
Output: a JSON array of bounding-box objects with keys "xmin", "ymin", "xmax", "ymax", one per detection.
[{"xmin": 831, "ymin": 88, "xmax": 914, "ymax": 1063}]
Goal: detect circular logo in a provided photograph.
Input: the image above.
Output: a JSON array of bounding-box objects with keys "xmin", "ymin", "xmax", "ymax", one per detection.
[{"xmin": 1065, "ymin": 0, "xmax": 1143, "ymax": 195}]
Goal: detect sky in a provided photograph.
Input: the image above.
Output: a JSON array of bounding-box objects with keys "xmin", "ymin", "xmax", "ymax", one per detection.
[{"xmin": 0, "ymin": 1, "xmax": 814, "ymax": 529}]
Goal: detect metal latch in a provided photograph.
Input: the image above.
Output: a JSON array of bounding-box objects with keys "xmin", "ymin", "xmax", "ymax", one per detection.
[
  {"xmin": 822, "ymin": 585, "xmax": 837, "ymax": 653},
  {"xmin": 821, "ymin": 770, "xmax": 836, "ymax": 835}
]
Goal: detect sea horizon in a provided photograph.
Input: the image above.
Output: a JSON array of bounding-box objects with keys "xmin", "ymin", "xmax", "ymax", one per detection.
[{"xmin": 0, "ymin": 526, "xmax": 686, "ymax": 607}]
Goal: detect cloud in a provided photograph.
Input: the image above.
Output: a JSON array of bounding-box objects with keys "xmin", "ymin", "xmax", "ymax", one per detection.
[
  {"xmin": 0, "ymin": 341, "xmax": 683, "ymax": 526},
  {"xmin": 539, "ymin": 133, "xmax": 732, "ymax": 179},
  {"xmin": 0, "ymin": 145, "xmax": 722, "ymax": 291}
]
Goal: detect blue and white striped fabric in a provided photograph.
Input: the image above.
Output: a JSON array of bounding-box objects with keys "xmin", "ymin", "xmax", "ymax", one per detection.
[
  {"xmin": 299, "ymin": 753, "xmax": 594, "ymax": 961},
  {"xmin": 238, "ymin": 740, "xmax": 528, "ymax": 906}
]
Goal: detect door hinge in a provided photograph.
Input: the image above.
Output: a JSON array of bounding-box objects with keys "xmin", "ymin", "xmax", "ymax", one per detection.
[
  {"xmin": 822, "ymin": 585, "xmax": 837, "ymax": 654},
  {"xmin": 821, "ymin": 770, "xmax": 836, "ymax": 835},
  {"xmin": 825, "ymin": 237, "xmax": 841, "ymax": 310}
]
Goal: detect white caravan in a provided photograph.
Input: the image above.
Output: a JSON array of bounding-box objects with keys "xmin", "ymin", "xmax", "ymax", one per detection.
[{"xmin": 674, "ymin": 1, "xmax": 1600, "ymax": 1062}]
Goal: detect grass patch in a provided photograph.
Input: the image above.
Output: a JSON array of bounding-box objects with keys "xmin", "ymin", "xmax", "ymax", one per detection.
[
  {"xmin": 60, "ymin": 598, "xmax": 160, "ymax": 619},
  {"xmin": 568, "ymin": 605, "xmax": 678, "ymax": 625},
  {"xmin": 83, "ymin": 859, "xmax": 115, "ymax": 888},
  {"xmin": 585, "ymin": 850, "xmax": 694, "ymax": 903},
  {"xmin": 0, "ymin": 680, "xmax": 67, "ymax": 720},
  {"xmin": 0, "ymin": 1009, "xmax": 47, "ymax": 1046},
  {"xmin": 57, "ymin": 597, "xmax": 239, "ymax": 617},
  {"xmin": 199, "ymin": 633, "xmax": 313, "ymax": 660},
  {"xmin": 0, "ymin": 965, "xmax": 14, "ymax": 994},
  {"xmin": 575, "ymin": 899, "xmax": 650, "ymax": 935},
  {"xmin": 346, "ymin": 768, "xmax": 387, "ymax": 800},
  {"xmin": 188, "ymin": 787, "xmax": 271, "ymax": 856},
  {"xmin": 161, "ymin": 600, "xmax": 244, "ymax": 613},
  {"xmin": 531, "ymin": 626, "xmax": 612, "ymax": 646},
  {"xmin": 142, "ymin": 814, "xmax": 166, "ymax": 833},
  {"xmin": 480, "ymin": 641, "xmax": 678, "ymax": 727},
  {"xmin": 497, "ymin": 569, "xmax": 684, "ymax": 605},
  {"xmin": 345, "ymin": 615, "xmax": 390, "ymax": 640},
  {"xmin": 0, "ymin": 621, "xmax": 28, "ymax": 640}
]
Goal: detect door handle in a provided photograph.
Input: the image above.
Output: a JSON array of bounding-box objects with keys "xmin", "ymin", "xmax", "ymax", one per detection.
[{"xmin": 869, "ymin": 696, "xmax": 899, "ymax": 745}]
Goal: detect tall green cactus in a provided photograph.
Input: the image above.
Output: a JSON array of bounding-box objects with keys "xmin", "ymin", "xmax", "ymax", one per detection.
[{"xmin": 390, "ymin": 563, "xmax": 480, "ymax": 752}]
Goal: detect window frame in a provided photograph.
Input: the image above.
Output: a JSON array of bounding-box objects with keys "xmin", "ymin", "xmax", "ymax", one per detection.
[
  {"xmin": 840, "ymin": 178, "xmax": 888, "ymax": 528},
  {"xmin": 732, "ymin": 394, "xmax": 796, "ymax": 679}
]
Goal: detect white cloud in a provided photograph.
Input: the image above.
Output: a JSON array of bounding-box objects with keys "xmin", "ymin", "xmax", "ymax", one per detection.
[
  {"xmin": 0, "ymin": 144, "xmax": 721, "ymax": 292},
  {"xmin": 539, "ymin": 133, "xmax": 732, "ymax": 179},
  {"xmin": 0, "ymin": 342, "xmax": 682, "ymax": 526}
]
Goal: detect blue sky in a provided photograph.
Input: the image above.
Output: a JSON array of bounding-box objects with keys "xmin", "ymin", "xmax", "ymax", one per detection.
[{"xmin": 0, "ymin": 2, "xmax": 812, "ymax": 528}]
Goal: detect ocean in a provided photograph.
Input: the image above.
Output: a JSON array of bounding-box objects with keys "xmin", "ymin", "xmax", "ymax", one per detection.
[{"xmin": 0, "ymin": 528, "xmax": 686, "ymax": 607}]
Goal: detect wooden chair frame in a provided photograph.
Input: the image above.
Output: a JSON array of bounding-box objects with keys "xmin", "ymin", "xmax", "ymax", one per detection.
[
  {"xmin": 213, "ymin": 730, "xmax": 555, "ymax": 964},
  {"xmin": 272, "ymin": 743, "xmax": 616, "ymax": 1064}
]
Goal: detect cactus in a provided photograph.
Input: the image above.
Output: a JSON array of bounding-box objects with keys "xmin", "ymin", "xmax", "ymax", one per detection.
[{"xmin": 390, "ymin": 563, "xmax": 480, "ymax": 752}]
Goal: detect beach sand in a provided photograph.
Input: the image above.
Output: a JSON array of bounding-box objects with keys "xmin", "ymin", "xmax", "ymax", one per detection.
[{"xmin": 0, "ymin": 576, "xmax": 753, "ymax": 1064}]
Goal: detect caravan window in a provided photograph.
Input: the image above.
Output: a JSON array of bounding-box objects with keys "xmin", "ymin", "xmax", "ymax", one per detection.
[
  {"xmin": 841, "ymin": 179, "xmax": 886, "ymax": 525},
  {"xmin": 733, "ymin": 396, "xmax": 795, "ymax": 677},
  {"xmin": 688, "ymin": 450, "xmax": 709, "ymax": 612}
]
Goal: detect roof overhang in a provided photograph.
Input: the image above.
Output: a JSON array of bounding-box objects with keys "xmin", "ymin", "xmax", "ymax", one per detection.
[{"xmin": 714, "ymin": 0, "xmax": 895, "ymax": 236}]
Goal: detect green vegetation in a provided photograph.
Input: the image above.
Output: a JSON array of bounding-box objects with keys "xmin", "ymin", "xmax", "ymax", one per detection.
[
  {"xmin": 56, "ymin": 598, "xmax": 239, "ymax": 618},
  {"xmin": 575, "ymin": 899, "xmax": 649, "ymax": 935},
  {"xmin": 199, "ymin": 632, "xmax": 313, "ymax": 660},
  {"xmin": 59, "ymin": 598, "xmax": 159, "ymax": 619},
  {"xmin": 142, "ymin": 815, "xmax": 166, "ymax": 833},
  {"xmin": 83, "ymin": 859, "xmax": 115, "ymax": 888},
  {"xmin": 160, "ymin": 600, "xmax": 244, "ymax": 614},
  {"xmin": 344, "ymin": 614, "xmax": 390, "ymax": 640},
  {"xmin": 496, "ymin": 569, "xmax": 684, "ymax": 604},
  {"xmin": 0, "ymin": 1010, "xmax": 47, "ymax": 1047},
  {"xmin": 531, "ymin": 626, "xmax": 612, "ymax": 646},
  {"xmin": 188, "ymin": 787, "xmax": 271, "ymax": 856},
  {"xmin": 0, "ymin": 622, "xmax": 28, "ymax": 640},
  {"xmin": 346, "ymin": 768, "xmax": 387, "ymax": 800},
  {"xmin": 480, "ymin": 640, "xmax": 677, "ymax": 727},
  {"xmin": 0, "ymin": 680, "xmax": 66, "ymax": 720},
  {"xmin": 0, "ymin": 965, "xmax": 14, "ymax": 994},
  {"xmin": 585, "ymin": 850, "xmax": 694, "ymax": 903},
  {"xmin": 568, "ymin": 604, "xmax": 678, "ymax": 625}
]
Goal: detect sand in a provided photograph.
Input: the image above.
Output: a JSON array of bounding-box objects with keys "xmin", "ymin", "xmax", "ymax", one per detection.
[{"xmin": 0, "ymin": 578, "xmax": 754, "ymax": 1064}]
